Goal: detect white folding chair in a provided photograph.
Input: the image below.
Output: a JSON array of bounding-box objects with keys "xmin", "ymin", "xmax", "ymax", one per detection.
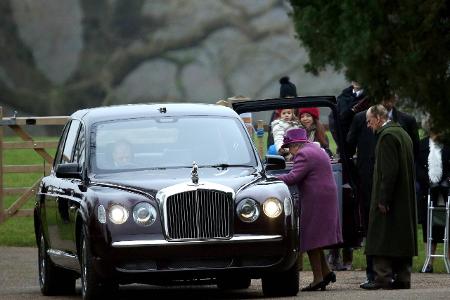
[{"xmin": 421, "ymin": 193, "xmax": 450, "ymax": 273}]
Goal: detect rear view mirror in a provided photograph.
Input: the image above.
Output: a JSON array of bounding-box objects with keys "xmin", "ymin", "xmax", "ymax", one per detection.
[
  {"xmin": 265, "ymin": 155, "xmax": 286, "ymax": 171},
  {"xmin": 55, "ymin": 163, "xmax": 82, "ymax": 179}
]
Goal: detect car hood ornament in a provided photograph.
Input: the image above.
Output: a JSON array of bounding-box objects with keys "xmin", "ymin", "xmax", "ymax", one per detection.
[{"xmin": 191, "ymin": 161, "xmax": 199, "ymax": 184}]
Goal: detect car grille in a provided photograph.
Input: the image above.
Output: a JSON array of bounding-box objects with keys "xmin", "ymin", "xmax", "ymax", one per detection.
[{"xmin": 166, "ymin": 190, "xmax": 232, "ymax": 240}]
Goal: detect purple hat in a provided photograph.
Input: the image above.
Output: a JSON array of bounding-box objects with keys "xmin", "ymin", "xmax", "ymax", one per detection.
[{"xmin": 281, "ymin": 128, "xmax": 309, "ymax": 148}]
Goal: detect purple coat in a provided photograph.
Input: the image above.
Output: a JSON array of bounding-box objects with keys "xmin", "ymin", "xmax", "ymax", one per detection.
[{"xmin": 277, "ymin": 143, "xmax": 342, "ymax": 252}]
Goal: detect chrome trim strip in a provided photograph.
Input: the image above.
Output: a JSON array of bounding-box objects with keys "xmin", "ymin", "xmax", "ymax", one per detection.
[
  {"xmin": 90, "ymin": 181, "xmax": 155, "ymax": 200},
  {"xmin": 47, "ymin": 248, "xmax": 78, "ymax": 259},
  {"xmin": 112, "ymin": 234, "xmax": 283, "ymax": 248},
  {"xmin": 47, "ymin": 249, "xmax": 80, "ymax": 271}
]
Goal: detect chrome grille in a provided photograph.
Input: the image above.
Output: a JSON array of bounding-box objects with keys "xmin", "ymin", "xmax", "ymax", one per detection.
[{"xmin": 166, "ymin": 190, "xmax": 232, "ymax": 240}]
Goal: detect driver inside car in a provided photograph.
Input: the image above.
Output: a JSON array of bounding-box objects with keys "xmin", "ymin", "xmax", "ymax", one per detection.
[{"xmin": 112, "ymin": 139, "xmax": 135, "ymax": 168}]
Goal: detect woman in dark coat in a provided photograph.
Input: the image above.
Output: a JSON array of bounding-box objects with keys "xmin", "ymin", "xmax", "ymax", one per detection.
[
  {"xmin": 277, "ymin": 128, "xmax": 342, "ymax": 291},
  {"xmin": 416, "ymin": 128, "xmax": 450, "ymax": 272}
]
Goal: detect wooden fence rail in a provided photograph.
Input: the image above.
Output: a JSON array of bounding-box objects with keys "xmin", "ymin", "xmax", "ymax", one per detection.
[{"xmin": 0, "ymin": 107, "xmax": 68, "ymax": 224}]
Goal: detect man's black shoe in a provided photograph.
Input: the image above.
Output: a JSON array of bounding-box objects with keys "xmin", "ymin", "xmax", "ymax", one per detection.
[
  {"xmin": 359, "ymin": 280, "xmax": 381, "ymax": 290},
  {"xmin": 391, "ymin": 281, "xmax": 411, "ymax": 289}
]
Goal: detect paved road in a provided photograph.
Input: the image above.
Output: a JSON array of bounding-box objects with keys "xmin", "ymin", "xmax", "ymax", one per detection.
[{"xmin": 1, "ymin": 246, "xmax": 449, "ymax": 299}]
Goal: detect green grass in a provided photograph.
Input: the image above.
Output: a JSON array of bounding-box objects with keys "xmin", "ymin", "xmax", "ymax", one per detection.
[
  {"xmin": 0, "ymin": 136, "xmax": 56, "ymax": 246},
  {"xmin": 0, "ymin": 216, "xmax": 36, "ymax": 247}
]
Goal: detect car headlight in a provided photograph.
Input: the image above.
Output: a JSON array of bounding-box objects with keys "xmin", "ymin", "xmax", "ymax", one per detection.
[
  {"xmin": 133, "ymin": 202, "xmax": 157, "ymax": 226},
  {"xmin": 263, "ymin": 197, "xmax": 283, "ymax": 218},
  {"xmin": 109, "ymin": 204, "xmax": 129, "ymax": 224},
  {"xmin": 237, "ymin": 198, "xmax": 260, "ymax": 223}
]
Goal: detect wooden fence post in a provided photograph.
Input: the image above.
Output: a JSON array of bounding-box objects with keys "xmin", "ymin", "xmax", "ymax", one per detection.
[
  {"xmin": 256, "ymin": 120, "xmax": 265, "ymax": 159},
  {"xmin": 0, "ymin": 107, "xmax": 3, "ymax": 223},
  {"xmin": 0, "ymin": 113, "xmax": 68, "ymax": 223}
]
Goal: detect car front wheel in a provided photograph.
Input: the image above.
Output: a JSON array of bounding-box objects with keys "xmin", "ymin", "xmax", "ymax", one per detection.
[
  {"xmin": 80, "ymin": 226, "xmax": 118, "ymax": 300},
  {"xmin": 38, "ymin": 231, "xmax": 76, "ymax": 295},
  {"xmin": 261, "ymin": 260, "xmax": 299, "ymax": 297}
]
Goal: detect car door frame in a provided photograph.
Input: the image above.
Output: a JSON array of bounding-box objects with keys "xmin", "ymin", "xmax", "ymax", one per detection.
[{"xmin": 232, "ymin": 96, "xmax": 363, "ymax": 247}]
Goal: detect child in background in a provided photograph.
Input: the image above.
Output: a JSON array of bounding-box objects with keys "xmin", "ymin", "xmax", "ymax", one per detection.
[{"xmin": 271, "ymin": 108, "xmax": 300, "ymax": 159}]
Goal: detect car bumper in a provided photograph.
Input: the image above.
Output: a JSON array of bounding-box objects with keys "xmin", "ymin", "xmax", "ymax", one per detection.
[{"xmin": 92, "ymin": 232, "xmax": 298, "ymax": 283}]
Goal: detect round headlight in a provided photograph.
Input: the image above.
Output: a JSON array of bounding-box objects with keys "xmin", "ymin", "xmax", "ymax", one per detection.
[
  {"xmin": 237, "ymin": 198, "xmax": 260, "ymax": 223},
  {"xmin": 133, "ymin": 202, "xmax": 157, "ymax": 226},
  {"xmin": 263, "ymin": 197, "xmax": 283, "ymax": 218},
  {"xmin": 109, "ymin": 204, "xmax": 129, "ymax": 224}
]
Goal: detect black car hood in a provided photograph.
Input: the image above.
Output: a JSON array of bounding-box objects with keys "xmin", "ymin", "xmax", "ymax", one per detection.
[{"xmin": 91, "ymin": 167, "xmax": 261, "ymax": 195}]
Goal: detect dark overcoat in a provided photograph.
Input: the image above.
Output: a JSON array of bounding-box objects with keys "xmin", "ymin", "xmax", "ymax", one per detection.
[{"xmin": 365, "ymin": 122, "xmax": 418, "ymax": 257}]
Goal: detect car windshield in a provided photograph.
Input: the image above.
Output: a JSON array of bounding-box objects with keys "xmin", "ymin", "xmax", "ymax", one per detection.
[{"xmin": 91, "ymin": 116, "xmax": 257, "ymax": 173}]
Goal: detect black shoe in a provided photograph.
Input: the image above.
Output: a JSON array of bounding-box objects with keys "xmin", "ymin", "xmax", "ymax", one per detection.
[
  {"xmin": 391, "ymin": 280, "xmax": 411, "ymax": 289},
  {"xmin": 301, "ymin": 281, "xmax": 326, "ymax": 291},
  {"xmin": 323, "ymin": 271, "xmax": 336, "ymax": 286},
  {"xmin": 360, "ymin": 280, "xmax": 381, "ymax": 290}
]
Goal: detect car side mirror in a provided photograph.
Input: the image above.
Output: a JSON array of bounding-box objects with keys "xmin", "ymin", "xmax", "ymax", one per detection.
[
  {"xmin": 55, "ymin": 163, "xmax": 82, "ymax": 179},
  {"xmin": 265, "ymin": 155, "xmax": 286, "ymax": 171}
]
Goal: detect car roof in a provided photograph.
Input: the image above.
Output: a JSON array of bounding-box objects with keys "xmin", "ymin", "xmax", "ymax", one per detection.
[{"xmin": 72, "ymin": 103, "xmax": 239, "ymax": 125}]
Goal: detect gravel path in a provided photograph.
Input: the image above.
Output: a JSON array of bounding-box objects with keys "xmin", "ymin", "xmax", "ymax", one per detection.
[{"xmin": 1, "ymin": 246, "xmax": 449, "ymax": 299}]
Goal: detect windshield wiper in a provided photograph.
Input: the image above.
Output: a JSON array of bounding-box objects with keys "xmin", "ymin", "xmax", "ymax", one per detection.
[{"xmin": 203, "ymin": 164, "xmax": 253, "ymax": 170}]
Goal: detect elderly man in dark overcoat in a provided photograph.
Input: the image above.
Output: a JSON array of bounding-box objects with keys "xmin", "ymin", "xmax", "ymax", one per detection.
[
  {"xmin": 347, "ymin": 96, "xmax": 419, "ymax": 288},
  {"xmin": 363, "ymin": 104, "xmax": 417, "ymax": 290}
]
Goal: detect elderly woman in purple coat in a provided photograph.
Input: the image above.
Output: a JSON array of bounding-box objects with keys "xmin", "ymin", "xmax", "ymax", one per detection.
[{"xmin": 277, "ymin": 128, "xmax": 342, "ymax": 291}]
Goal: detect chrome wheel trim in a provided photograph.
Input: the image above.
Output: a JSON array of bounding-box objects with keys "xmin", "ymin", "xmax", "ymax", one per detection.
[
  {"xmin": 81, "ymin": 239, "xmax": 87, "ymax": 297},
  {"xmin": 39, "ymin": 235, "xmax": 46, "ymax": 288}
]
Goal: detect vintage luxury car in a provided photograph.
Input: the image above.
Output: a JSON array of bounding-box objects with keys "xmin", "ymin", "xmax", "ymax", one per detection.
[
  {"xmin": 34, "ymin": 102, "xmax": 302, "ymax": 299},
  {"xmin": 35, "ymin": 97, "xmax": 362, "ymax": 299}
]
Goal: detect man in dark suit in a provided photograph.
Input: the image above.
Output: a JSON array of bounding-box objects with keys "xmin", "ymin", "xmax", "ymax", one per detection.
[
  {"xmin": 330, "ymin": 81, "xmax": 370, "ymax": 146},
  {"xmin": 347, "ymin": 94, "xmax": 419, "ymax": 289},
  {"xmin": 327, "ymin": 81, "xmax": 370, "ymax": 271},
  {"xmin": 380, "ymin": 95, "xmax": 419, "ymax": 158}
]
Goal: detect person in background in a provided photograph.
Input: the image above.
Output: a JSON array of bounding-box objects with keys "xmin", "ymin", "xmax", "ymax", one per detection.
[
  {"xmin": 271, "ymin": 108, "xmax": 300, "ymax": 160},
  {"xmin": 327, "ymin": 81, "xmax": 369, "ymax": 271},
  {"xmin": 267, "ymin": 76, "xmax": 298, "ymax": 147},
  {"xmin": 363, "ymin": 104, "xmax": 417, "ymax": 290},
  {"xmin": 346, "ymin": 109, "xmax": 377, "ymax": 284},
  {"xmin": 329, "ymin": 80, "xmax": 369, "ymax": 150},
  {"xmin": 416, "ymin": 118, "xmax": 450, "ymax": 272},
  {"xmin": 380, "ymin": 94, "xmax": 419, "ymax": 159},
  {"xmin": 298, "ymin": 107, "xmax": 332, "ymax": 157},
  {"xmin": 277, "ymin": 128, "xmax": 342, "ymax": 291}
]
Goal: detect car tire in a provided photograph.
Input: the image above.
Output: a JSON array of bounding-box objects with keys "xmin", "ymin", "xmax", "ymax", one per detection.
[
  {"xmin": 80, "ymin": 226, "xmax": 118, "ymax": 300},
  {"xmin": 38, "ymin": 231, "xmax": 76, "ymax": 295},
  {"xmin": 261, "ymin": 260, "xmax": 299, "ymax": 297},
  {"xmin": 217, "ymin": 275, "xmax": 251, "ymax": 290}
]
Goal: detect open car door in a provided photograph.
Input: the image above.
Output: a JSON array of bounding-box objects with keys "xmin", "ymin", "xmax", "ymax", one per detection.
[{"xmin": 231, "ymin": 96, "xmax": 364, "ymax": 248}]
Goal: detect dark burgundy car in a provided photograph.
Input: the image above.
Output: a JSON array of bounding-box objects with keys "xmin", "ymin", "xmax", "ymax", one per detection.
[{"xmin": 34, "ymin": 103, "xmax": 301, "ymax": 299}]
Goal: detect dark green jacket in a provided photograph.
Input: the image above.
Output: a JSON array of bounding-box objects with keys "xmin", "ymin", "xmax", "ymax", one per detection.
[{"xmin": 365, "ymin": 122, "xmax": 418, "ymax": 257}]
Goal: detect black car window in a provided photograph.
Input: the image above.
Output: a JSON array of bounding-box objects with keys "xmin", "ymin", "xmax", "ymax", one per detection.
[
  {"xmin": 92, "ymin": 116, "xmax": 257, "ymax": 173},
  {"xmin": 73, "ymin": 124, "xmax": 85, "ymax": 165},
  {"xmin": 53, "ymin": 122, "xmax": 70, "ymax": 168},
  {"xmin": 60, "ymin": 120, "xmax": 81, "ymax": 164}
]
